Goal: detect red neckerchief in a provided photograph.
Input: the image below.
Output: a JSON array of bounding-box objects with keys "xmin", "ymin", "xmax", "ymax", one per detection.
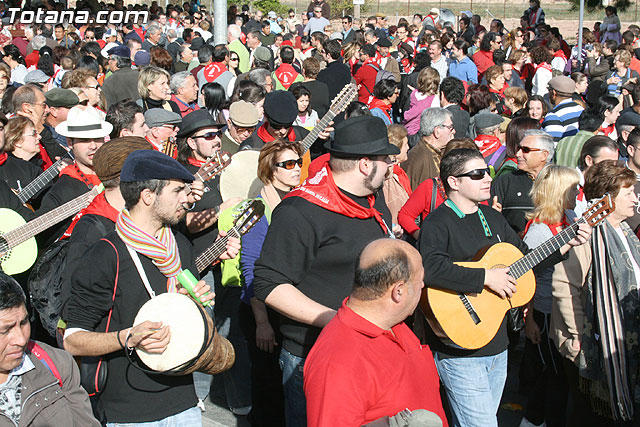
[
  {"xmin": 203, "ymin": 62, "xmax": 228, "ymax": 82},
  {"xmin": 535, "ymin": 62, "xmax": 552, "ymax": 73},
  {"xmin": 256, "ymin": 123, "xmax": 296, "ymax": 143},
  {"xmin": 38, "ymin": 144, "xmax": 53, "ymax": 171},
  {"xmin": 188, "ymin": 157, "xmax": 206, "ymax": 167},
  {"xmin": 367, "ymin": 98, "xmax": 392, "ymax": 121},
  {"xmin": 599, "ymin": 123, "xmax": 615, "ymax": 136},
  {"xmin": 577, "ymin": 185, "xmax": 585, "ymax": 202},
  {"xmin": 0, "ymin": 152, "xmax": 7, "ymax": 165},
  {"xmin": 553, "ymin": 50, "xmax": 567, "ymax": 60},
  {"xmin": 146, "ymin": 135, "xmax": 162, "ymax": 151},
  {"xmin": 362, "ymin": 57, "xmax": 378, "ymax": 68},
  {"xmin": 524, "ymin": 215, "xmax": 570, "ymax": 237},
  {"xmin": 302, "ymin": 46, "xmax": 313, "ymax": 54},
  {"xmin": 401, "ymin": 57, "xmax": 412, "ymax": 73},
  {"xmin": 393, "ymin": 164, "xmax": 412, "ymax": 195},
  {"xmin": 274, "ymin": 63, "xmax": 300, "ymax": 89},
  {"xmin": 474, "ymin": 134, "xmax": 502, "ymax": 157},
  {"xmin": 62, "ymin": 192, "xmax": 118, "ymax": 239},
  {"xmin": 60, "ymin": 164, "xmax": 101, "ymax": 188},
  {"xmin": 286, "ymin": 158, "xmax": 390, "ymax": 234}
]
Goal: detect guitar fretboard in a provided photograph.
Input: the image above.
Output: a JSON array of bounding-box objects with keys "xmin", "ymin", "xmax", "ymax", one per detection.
[
  {"xmin": 509, "ymin": 218, "xmax": 584, "ymax": 279},
  {"xmin": 4, "ymin": 187, "xmax": 99, "ymax": 249},
  {"xmin": 195, "ymin": 226, "xmax": 240, "ymax": 273},
  {"xmin": 18, "ymin": 155, "xmax": 70, "ymax": 204},
  {"xmin": 300, "ymin": 110, "xmax": 337, "ymax": 154}
]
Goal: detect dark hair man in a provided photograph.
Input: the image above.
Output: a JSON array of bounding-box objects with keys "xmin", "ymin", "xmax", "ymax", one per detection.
[
  {"xmin": 63, "ymin": 150, "xmax": 238, "ymax": 425},
  {"xmin": 0, "ymin": 272, "xmax": 100, "ymax": 426},
  {"xmin": 317, "ymin": 39, "xmax": 352, "ymax": 102},
  {"xmin": 420, "ymin": 148, "xmax": 590, "ymax": 426},
  {"xmin": 253, "ymin": 116, "xmax": 400, "ymax": 426},
  {"xmin": 440, "ymin": 77, "xmax": 470, "ymax": 138},
  {"xmin": 106, "ymin": 99, "xmax": 149, "ymax": 139},
  {"xmin": 272, "ymin": 46, "xmax": 303, "ymax": 90}
]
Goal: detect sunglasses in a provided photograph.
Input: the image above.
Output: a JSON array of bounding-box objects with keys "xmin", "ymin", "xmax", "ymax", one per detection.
[
  {"xmin": 517, "ymin": 145, "xmax": 544, "ymax": 154},
  {"xmin": 193, "ymin": 131, "xmax": 222, "ymax": 140},
  {"xmin": 275, "ymin": 158, "xmax": 303, "ymax": 169},
  {"xmin": 455, "ymin": 167, "xmax": 491, "ymax": 180},
  {"xmin": 230, "ymin": 57, "xmax": 239, "ymax": 61},
  {"xmin": 270, "ymin": 123, "xmax": 289, "ymax": 130}
]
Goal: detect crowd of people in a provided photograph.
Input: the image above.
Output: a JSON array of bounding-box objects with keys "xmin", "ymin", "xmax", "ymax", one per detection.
[{"xmin": 0, "ymin": 0, "xmax": 639, "ymax": 426}]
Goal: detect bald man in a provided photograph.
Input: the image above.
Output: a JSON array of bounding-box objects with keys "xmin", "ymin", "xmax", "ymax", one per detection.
[{"xmin": 303, "ymin": 239, "xmax": 446, "ymax": 427}]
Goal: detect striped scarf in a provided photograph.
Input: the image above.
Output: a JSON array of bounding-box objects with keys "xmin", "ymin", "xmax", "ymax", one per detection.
[{"xmin": 116, "ymin": 209, "xmax": 182, "ymax": 293}]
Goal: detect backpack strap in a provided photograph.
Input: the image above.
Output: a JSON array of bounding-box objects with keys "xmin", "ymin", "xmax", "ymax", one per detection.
[{"xmin": 27, "ymin": 341, "xmax": 62, "ymax": 387}]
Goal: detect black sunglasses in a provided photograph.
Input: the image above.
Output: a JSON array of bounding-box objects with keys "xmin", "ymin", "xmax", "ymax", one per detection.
[
  {"xmin": 193, "ymin": 131, "xmax": 221, "ymax": 140},
  {"xmin": 270, "ymin": 123, "xmax": 289, "ymax": 131},
  {"xmin": 275, "ymin": 158, "xmax": 303, "ymax": 170},
  {"xmin": 455, "ymin": 167, "xmax": 491, "ymax": 180}
]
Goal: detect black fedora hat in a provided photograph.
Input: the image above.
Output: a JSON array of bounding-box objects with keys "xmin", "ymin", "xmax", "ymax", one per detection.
[
  {"xmin": 177, "ymin": 109, "xmax": 225, "ymax": 138},
  {"xmin": 325, "ymin": 116, "xmax": 400, "ymax": 157}
]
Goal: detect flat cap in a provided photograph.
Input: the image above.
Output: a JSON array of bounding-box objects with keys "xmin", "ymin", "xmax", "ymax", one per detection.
[
  {"xmin": 229, "ymin": 101, "xmax": 259, "ymax": 127},
  {"xmin": 190, "ymin": 37, "xmax": 205, "ymax": 51},
  {"xmin": 134, "ymin": 50, "xmax": 151, "ymax": 66},
  {"xmin": 430, "ymin": 7, "xmax": 440, "ymax": 14},
  {"xmin": 264, "ymin": 91, "xmax": 298, "ymax": 126},
  {"xmin": 121, "ymin": 150, "xmax": 195, "ymax": 183},
  {"xmin": 474, "ymin": 113, "xmax": 504, "ymax": 131},
  {"xmin": 93, "ymin": 136, "xmax": 154, "ymax": 182},
  {"xmin": 254, "ymin": 46, "xmax": 271, "ymax": 63},
  {"xmin": 375, "ymin": 37, "xmax": 392, "ymax": 48},
  {"xmin": 177, "ymin": 109, "xmax": 225, "ymax": 138},
  {"xmin": 24, "ymin": 69, "xmax": 49, "ymax": 84},
  {"xmin": 144, "ymin": 108, "xmax": 182, "ymax": 129},
  {"xmin": 267, "ymin": 11, "xmax": 277, "ymax": 19},
  {"xmin": 548, "ymin": 76, "xmax": 575, "ymax": 94},
  {"xmin": 107, "ymin": 44, "xmax": 131, "ymax": 58},
  {"xmin": 616, "ymin": 111, "xmax": 640, "ymax": 127},
  {"xmin": 45, "ymin": 88, "xmax": 79, "ymax": 108}
]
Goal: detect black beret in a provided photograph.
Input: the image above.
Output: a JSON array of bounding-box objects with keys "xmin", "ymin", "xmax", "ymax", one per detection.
[
  {"xmin": 325, "ymin": 116, "xmax": 400, "ymax": 157},
  {"xmin": 264, "ymin": 91, "xmax": 298, "ymax": 127},
  {"xmin": 375, "ymin": 37, "xmax": 392, "ymax": 48},
  {"xmin": 121, "ymin": 150, "xmax": 195, "ymax": 183}
]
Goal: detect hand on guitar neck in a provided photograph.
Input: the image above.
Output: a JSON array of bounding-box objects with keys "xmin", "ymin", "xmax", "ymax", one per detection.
[{"xmin": 317, "ymin": 120, "xmax": 334, "ymax": 141}]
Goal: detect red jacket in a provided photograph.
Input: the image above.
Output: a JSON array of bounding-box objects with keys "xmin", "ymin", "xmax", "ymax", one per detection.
[
  {"xmin": 397, "ymin": 178, "xmax": 447, "ymax": 235},
  {"xmin": 472, "ymin": 50, "xmax": 494, "ymax": 81},
  {"xmin": 354, "ymin": 62, "xmax": 378, "ymax": 103}
]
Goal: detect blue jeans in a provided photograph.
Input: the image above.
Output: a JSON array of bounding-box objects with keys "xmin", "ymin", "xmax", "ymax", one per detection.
[
  {"xmin": 434, "ymin": 350, "xmax": 508, "ymax": 427},
  {"xmin": 279, "ymin": 347, "xmax": 307, "ymax": 427},
  {"xmin": 106, "ymin": 406, "xmax": 201, "ymax": 426}
]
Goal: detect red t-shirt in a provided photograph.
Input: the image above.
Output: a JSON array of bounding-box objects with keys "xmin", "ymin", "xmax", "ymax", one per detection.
[
  {"xmin": 304, "ymin": 299, "xmax": 447, "ymax": 427},
  {"xmin": 354, "ymin": 62, "xmax": 378, "ymax": 103}
]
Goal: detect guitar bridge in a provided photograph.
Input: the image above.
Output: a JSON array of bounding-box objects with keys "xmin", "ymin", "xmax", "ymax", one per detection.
[{"xmin": 459, "ymin": 294, "xmax": 481, "ymax": 325}]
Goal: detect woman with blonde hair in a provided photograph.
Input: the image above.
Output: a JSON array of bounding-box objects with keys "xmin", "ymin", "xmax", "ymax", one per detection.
[
  {"xmin": 402, "ymin": 66, "xmax": 440, "ymax": 135},
  {"xmin": 521, "ymin": 164, "xmax": 581, "ymax": 427},
  {"xmin": 137, "ymin": 66, "xmax": 180, "ymax": 113},
  {"xmin": 342, "ymin": 42, "xmax": 361, "ymax": 74},
  {"xmin": 504, "ymin": 28, "xmax": 526, "ymax": 60}
]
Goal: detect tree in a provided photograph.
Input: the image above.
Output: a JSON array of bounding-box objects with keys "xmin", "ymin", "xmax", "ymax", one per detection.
[{"xmin": 567, "ymin": 0, "xmax": 631, "ymax": 13}]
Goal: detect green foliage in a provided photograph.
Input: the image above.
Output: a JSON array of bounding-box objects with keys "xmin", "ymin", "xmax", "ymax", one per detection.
[
  {"xmin": 251, "ymin": 0, "xmax": 289, "ymax": 15},
  {"xmin": 567, "ymin": 0, "xmax": 631, "ymax": 13},
  {"xmin": 328, "ymin": 0, "xmax": 369, "ymax": 17}
]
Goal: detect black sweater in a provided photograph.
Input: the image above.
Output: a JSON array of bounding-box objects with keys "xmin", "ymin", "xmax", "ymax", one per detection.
[{"xmin": 418, "ymin": 203, "xmax": 565, "ymax": 358}]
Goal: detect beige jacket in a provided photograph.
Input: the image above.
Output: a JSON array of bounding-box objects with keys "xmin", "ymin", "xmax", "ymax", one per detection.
[{"xmin": 550, "ymin": 243, "xmax": 591, "ymax": 362}]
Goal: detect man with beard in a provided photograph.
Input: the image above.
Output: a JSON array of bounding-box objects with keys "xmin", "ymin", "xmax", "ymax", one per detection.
[
  {"xmin": 253, "ymin": 116, "xmax": 398, "ymax": 427},
  {"xmin": 63, "ymin": 150, "xmax": 238, "ymax": 426}
]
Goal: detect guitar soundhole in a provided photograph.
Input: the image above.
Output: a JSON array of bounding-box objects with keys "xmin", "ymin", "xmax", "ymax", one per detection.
[{"xmin": 0, "ymin": 235, "xmax": 10, "ymax": 262}]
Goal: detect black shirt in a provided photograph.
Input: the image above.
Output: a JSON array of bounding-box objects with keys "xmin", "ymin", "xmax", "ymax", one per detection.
[
  {"xmin": 0, "ymin": 154, "xmax": 42, "ymax": 193},
  {"xmin": 63, "ymin": 231, "xmax": 198, "ymax": 423},
  {"xmin": 253, "ymin": 189, "xmax": 392, "ymax": 357},
  {"xmin": 490, "ymin": 169, "xmax": 534, "ymax": 234},
  {"xmin": 317, "ymin": 60, "xmax": 352, "ymax": 103}
]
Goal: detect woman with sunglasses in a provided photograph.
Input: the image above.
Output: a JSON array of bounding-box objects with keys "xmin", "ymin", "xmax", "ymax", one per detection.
[
  {"xmin": 238, "ymin": 139, "xmax": 303, "ymax": 426},
  {"xmin": 520, "ymin": 165, "xmax": 580, "ymax": 427},
  {"xmin": 0, "ymin": 116, "xmax": 44, "ymax": 196},
  {"xmin": 228, "ymin": 53, "xmax": 241, "ymax": 76}
]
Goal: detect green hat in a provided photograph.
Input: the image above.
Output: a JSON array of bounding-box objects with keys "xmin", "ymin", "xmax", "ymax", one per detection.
[{"xmin": 45, "ymin": 88, "xmax": 79, "ymax": 108}]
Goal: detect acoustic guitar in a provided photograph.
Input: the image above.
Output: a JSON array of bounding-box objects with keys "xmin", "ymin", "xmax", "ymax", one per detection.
[
  {"xmin": 196, "ymin": 199, "xmax": 265, "ymax": 273},
  {"xmin": 17, "ymin": 151, "xmax": 74, "ymax": 205},
  {"xmin": 0, "ymin": 184, "xmax": 104, "ymax": 275},
  {"xmin": 421, "ymin": 194, "xmax": 615, "ymax": 350},
  {"xmin": 299, "ymin": 84, "xmax": 358, "ymax": 183}
]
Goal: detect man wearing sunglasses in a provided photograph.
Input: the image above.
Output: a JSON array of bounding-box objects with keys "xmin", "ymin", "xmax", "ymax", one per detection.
[
  {"xmin": 419, "ymin": 147, "xmax": 590, "ymax": 427},
  {"xmin": 253, "ymin": 116, "xmax": 398, "ymax": 426},
  {"xmin": 222, "ymin": 101, "xmax": 259, "ymax": 155},
  {"xmin": 491, "ymin": 129, "xmax": 554, "ymax": 234}
]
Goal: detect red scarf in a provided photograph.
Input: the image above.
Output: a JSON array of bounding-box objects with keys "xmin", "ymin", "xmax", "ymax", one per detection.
[
  {"xmin": 599, "ymin": 123, "xmax": 615, "ymax": 136},
  {"xmin": 367, "ymin": 98, "xmax": 392, "ymax": 121},
  {"xmin": 256, "ymin": 123, "xmax": 296, "ymax": 143},
  {"xmin": 286, "ymin": 158, "xmax": 390, "ymax": 234},
  {"xmin": 524, "ymin": 215, "xmax": 570, "ymax": 237},
  {"xmin": 474, "ymin": 134, "xmax": 502, "ymax": 157},
  {"xmin": 302, "ymin": 46, "xmax": 313, "ymax": 55},
  {"xmin": 60, "ymin": 164, "xmax": 101, "ymax": 188},
  {"xmin": 0, "ymin": 152, "xmax": 7, "ymax": 165},
  {"xmin": 62, "ymin": 192, "xmax": 119, "ymax": 238},
  {"xmin": 188, "ymin": 157, "xmax": 206, "ymax": 167},
  {"xmin": 203, "ymin": 62, "xmax": 228, "ymax": 82},
  {"xmin": 38, "ymin": 145, "xmax": 53, "ymax": 171},
  {"xmin": 535, "ymin": 62, "xmax": 552, "ymax": 73},
  {"xmin": 393, "ymin": 164, "xmax": 412, "ymax": 195},
  {"xmin": 274, "ymin": 63, "xmax": 300, "ymax": 89},
  {"xmin": 553, "ymin": 50, "xmax": 567, "ymax": 61},
  {"xmin": 401, "ymin": 57, "xmax": 412, "ymax": 73}
]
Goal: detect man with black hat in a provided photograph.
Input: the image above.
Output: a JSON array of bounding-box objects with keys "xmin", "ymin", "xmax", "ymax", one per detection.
[
  {"xmin": 239, "ymin": 91, "xmax": 329, "ymax": 156},
  {"xmin": 144, "ymin": 108, "xmax": 183, "ymax": 152},
  {"xmin": 63, "ymin": 150, "xmax": 237, "ymax": 426},
  {"xmin": 101, "ymin": 45, "xmax": 140, "ymax": 109},
  {"xmin": 542, "ymin": 76, "xmax": 584, "ymax": 143},
  {"xmin": 44, "ymin": 88, "xmax": 79, "ymax": 148},
  {"xmin": 253, "ymin": 115, "xmax": 398, "ymax": 427},
  {"xmin": 375, "ymin": 37, "xmax": 400, "ymax": 81}
]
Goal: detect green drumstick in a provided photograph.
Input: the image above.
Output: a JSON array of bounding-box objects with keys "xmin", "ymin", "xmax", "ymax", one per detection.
[{"xmin": 177, "ymin": 269, "xmax": 212, "ymax": 307}]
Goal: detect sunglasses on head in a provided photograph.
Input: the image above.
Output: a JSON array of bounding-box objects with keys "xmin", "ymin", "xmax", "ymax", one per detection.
[
  {"xmin": 517, "ymin": 145, "xmax": 543, "ymax": 154},
  {"xmin": 455, "ymin": 167, "xmax": 491, "ymax": 180},
  {"xmin": 193, "ymin": 131, "xmax": 221, "ymax": 140},
  {"xmin": 275, "ymin": 158, "xmax": 303, "ymax": 169}
]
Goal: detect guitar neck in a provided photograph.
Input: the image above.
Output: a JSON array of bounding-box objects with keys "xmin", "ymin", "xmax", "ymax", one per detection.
[
  {"xmin": 4, "ymin": 187, "xmax": 99, "ymax": 249},
  {"xmin": 18, "ymin": 158, "xmax": 65, "ymax": 204},
  {"xmin": 195, "ymin": 226, "xmax": 240, "ymax": 273},
  {"xmin": 509, "ymin": 218, "xmax": 584, "ymax": 279},
  {"xmin": 300, "ymin": 110, "xmax": 337, "ymax": 154}
]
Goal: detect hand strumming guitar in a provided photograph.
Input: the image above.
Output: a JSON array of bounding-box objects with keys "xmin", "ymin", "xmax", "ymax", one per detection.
[{"xmin": 484, "ymin": 267, "xmax": 517, "ymax": 299}]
